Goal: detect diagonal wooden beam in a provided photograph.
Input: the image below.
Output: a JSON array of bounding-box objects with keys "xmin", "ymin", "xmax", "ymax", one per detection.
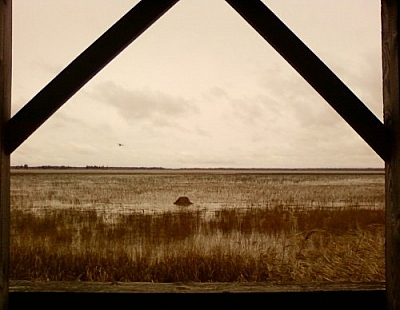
[
  {"xmin": 226, "ymin": 0, "xmax": 391, "ymax": 162},
  {"xmin": 4, "ymin": 0, "xmax": 179, "ymax": 155}
]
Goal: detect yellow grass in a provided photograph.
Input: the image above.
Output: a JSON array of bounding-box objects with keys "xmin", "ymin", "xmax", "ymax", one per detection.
[{"xmin": 10, "ymin": 170, "xmax": 385, "ymax": 282}]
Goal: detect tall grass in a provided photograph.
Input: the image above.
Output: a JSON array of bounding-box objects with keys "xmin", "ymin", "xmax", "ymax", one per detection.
[
  {"xmin": 10, "ymin": 206, "xmax": 384, "ymax": 282},
  {"xmin": 10, "ymin": 171, "xmax": 385, "ymax": 282}
]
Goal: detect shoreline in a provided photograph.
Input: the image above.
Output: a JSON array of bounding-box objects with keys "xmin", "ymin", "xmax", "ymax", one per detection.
[{"xmin": 10, "ymin": 167, "xmax": 385, "ymax": 175}]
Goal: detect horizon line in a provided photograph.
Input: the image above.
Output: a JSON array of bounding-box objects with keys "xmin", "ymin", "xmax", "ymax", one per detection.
[{"xmin": 10, "ymin": 165, "xmax": 384, "ymax": 171}]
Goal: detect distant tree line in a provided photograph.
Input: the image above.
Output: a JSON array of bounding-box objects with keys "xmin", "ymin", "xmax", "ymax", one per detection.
[
  {"xmin": 11, "ymin": 165, "xmax": 166, "ymax": 170},
  {"xmin": 12, "ymin": 165, "xmax": 74, "ymax": 170}
]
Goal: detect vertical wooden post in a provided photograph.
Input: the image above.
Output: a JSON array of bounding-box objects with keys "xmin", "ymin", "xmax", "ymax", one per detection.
[
  {"xmin": 0, "ymin": 0, "xmax": 11, "ymax": 309},
  {"xmin": 382, "ymin": 0, "xmax": 400, "ymax": 309}
]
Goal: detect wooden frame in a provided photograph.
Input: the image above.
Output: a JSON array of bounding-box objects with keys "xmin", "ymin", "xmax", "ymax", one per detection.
[
  {"xmin": 0, "ymin": 0, "xmax": 12, "ymax": 308},
  {"xmin": 382, "ymin": 0, "xmax": 400, "ymax": 309},
  {"xmin": 1, "ymin": 0, "xmax": 398, "ymax": 308}
]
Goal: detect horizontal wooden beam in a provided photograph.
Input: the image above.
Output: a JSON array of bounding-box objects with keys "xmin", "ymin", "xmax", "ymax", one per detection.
[
  {"xmin": 226, "ymin": 0, "xmax": 391, "ymax": 162},
  {"xmin": 9, "ymin": 288, "xmax": 386, "ymax": 310},
  {"xmin": 4, "ymin": 0, "xmax": 179, "ymax": 155},
  {"xmin": 9, "ymin": 279, "xmax": 386, "ymax": 293}
]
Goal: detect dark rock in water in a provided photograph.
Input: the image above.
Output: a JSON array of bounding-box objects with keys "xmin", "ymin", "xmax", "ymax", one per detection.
[{"xmin": 174, "ymin": 196, "xmax": 193, "ymax": 207}]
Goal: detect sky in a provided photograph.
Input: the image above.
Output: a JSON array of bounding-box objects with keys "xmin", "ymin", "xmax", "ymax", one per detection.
[{"xmin": 11, "ymin": 0, "xmax": 384, "ymax": 169}]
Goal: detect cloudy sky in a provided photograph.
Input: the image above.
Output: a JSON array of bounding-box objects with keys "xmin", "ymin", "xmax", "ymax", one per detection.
[{"xmin": 11, "ymin": 0, "xmax": 383, "ymax": 168}]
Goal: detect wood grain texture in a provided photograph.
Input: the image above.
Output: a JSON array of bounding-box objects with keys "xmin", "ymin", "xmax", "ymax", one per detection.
[
  {"xmin": 8, "ymin": 282, "xmax": 386, "ymax": 310},
  {"xmin": 9, "ymin": 280, "xmax": 385, "ymax": 293},
  {"xmin": 0, "ymin": 0, "xmax": 11, "ymax": 309},
  {"xmin": 382, "ymin": 0, "xmax": 400, "ymax": 309}
]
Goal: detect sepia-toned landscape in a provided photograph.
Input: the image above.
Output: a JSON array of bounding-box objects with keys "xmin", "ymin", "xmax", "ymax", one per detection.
[{"xmin": 10, "ymin": 169, "xmax": 385, "ymax": 283}]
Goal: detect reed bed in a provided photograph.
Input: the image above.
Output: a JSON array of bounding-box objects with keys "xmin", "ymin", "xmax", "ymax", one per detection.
[
  {"xmin": 10, "ymin": 171, "xmax": 385, "ymax": 282},
  {"xmin": 10, "ymin": 206, "xmax": 384, "ymax": 282}
]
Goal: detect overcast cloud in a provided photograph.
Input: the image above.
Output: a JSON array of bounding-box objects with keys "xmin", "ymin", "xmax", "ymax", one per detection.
[{"xmin": 11, "ymin": 0, "xmax": 383, "ymax": 168}]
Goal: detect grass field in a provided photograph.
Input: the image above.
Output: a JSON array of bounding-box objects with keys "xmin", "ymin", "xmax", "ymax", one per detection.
[{"xmin": 10, "ymin": 169, "xmax": 385, "ymax": 282}]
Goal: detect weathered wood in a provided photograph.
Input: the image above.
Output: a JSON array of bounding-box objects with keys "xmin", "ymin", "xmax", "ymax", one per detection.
[
  {"xmin": 226, "ymin": 0, "xmax": 390, "ymax": 162},
  {"xmin": 0, "ymin": 2, "xmax": 11, "ymax": 310},
  {"xmin": 8, "ymin": 280, "xmax": 385, "ymax": 293},
  {"xmin": 4, "ymin": 0, "xmax": 179, "ymax": 155},
  {"xmin": 8, "ymin": 282, "xmax": 386, "ymax": 310},
  {"xmin": 0, "ymin": 1, "xmax": 11, "ymax": 309},
  {"xmin": 382, "ymin": 1, "xmax": 400, "ymax": 309}
]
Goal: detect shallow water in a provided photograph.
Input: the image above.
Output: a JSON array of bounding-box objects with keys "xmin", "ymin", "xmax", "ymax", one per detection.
[{"xmin": 10, "ymin": 170, "xmax": 385, "ymax": 216}]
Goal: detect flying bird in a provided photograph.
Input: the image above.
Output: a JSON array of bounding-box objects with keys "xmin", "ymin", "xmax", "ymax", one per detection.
[{"xmin": 117, "ymin": 143, "xmax": 124, "ymax": 147}]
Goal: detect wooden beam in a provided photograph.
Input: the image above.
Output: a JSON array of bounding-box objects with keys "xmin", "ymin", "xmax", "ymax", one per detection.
[
  {"xmin": 0, "ymin": 0, "xmax": 12, "ymax": 309},
  {"xmin": 382, "ymin": 0, "xmax": 400, "ymax": 309},
  {"xmin": 226, "ymin": 0, "xmax": 391, "ymax": 162},
  {"xmin": 4, "ymin": 0, "xmax": 179, "ymax": 155},
  {"xmin": 7, "ymin": 288, "xmax": 386, "ymax": 310}
]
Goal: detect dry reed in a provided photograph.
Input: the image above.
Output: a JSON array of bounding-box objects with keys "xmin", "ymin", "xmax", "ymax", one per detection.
[
  {"xmin": 10, "ymin": 206, "xmax": 384, "ymax": 282},
  {"xmin": 10, "ymin": 171, "xmax": 385, "ymax": 282}
]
